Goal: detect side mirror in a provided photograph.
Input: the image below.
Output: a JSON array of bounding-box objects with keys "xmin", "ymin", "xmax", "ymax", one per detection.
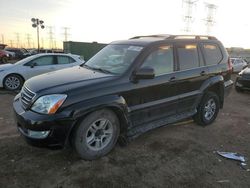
[
  {"xmin": 30, "ymin": 62, "xmax": 37, "ymax": 68},
  {"xmin": 134, "ymin": 66, "xmax": 155, "ymax": 80}
]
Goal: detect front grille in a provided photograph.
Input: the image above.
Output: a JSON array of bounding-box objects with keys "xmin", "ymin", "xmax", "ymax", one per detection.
[{"xmin": 21, "ymin": 85, "xmax": 36, "ymax": 109}]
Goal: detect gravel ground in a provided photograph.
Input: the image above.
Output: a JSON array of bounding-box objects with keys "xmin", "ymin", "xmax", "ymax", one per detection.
[{"xmin": 0, "ymin": 75, "xmax": 250, "ymax": 188}]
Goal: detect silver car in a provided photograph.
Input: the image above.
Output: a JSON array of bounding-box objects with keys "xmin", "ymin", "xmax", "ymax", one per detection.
[{"xmin": 0, "ymin": 53, "xmax": 84, "ymax": 90}]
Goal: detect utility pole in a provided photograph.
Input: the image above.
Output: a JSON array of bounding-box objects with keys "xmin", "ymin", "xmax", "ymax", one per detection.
[
  {"xmin": 204, "ymin": 3, "xmax": 217, "ymax": 35},
  {"xmin": 62, "ymin": 27, "xmax": 70, "ymax": 41},
  {"xmin": 182, "ymin": 0, "xmax": 198, "ymax": 33}
]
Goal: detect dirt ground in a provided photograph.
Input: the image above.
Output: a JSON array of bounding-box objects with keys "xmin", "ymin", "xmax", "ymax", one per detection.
[{"xmin": 0, "ymin": 75, "xmax": 250, "ymax": 188}]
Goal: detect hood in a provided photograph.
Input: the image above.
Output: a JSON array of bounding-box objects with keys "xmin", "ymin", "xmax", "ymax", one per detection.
[
  {"xmin": 0, "ymin": 63, "xmax": 14, "ymax": 71},
  {"xmin": 25, "ymin": 66, "xmax": 115, "ymax": 93}
]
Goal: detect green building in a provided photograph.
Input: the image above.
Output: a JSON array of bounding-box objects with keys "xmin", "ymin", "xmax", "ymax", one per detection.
[{"xmin": 63, "ymin": 41, "xmax": 107, "ymax": 61}]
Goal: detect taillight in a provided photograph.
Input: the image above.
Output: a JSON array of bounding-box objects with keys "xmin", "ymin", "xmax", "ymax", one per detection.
[{"xmin": 228, "ymin": 58, "xmax": 233, "ymax": 73}]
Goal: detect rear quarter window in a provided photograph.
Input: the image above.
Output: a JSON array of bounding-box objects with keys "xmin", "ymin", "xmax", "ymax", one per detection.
[{"xmin": 203, "ymin": 43, "xmax": 223, "ymax": 66}]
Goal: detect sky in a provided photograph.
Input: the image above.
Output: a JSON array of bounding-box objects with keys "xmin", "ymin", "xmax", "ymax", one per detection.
[{"xmin": 0, "ymin": 0, "xmax": 250, "ymax": 49}]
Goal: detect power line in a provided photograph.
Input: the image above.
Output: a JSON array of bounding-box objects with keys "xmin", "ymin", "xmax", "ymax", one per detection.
[{"xmin": 1, "ymin": 34, "xmax": 4, "ymax": 44}]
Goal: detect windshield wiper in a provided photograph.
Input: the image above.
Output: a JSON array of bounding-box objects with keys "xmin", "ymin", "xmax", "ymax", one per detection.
[{"xmin": 90, "ymin": 67, "xmax": 114, "ymax": 74}]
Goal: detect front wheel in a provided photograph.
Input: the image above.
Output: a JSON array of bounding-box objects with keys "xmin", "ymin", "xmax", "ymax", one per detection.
[
  {"xmin": 1, "ymin": 56, "xmax": 8, "ymax": 64},
  {"xmin": 194, "ymin": 92, "xmax": 220, "ymax": 126},
  {"xmin": 3, "ymin": 74, "xmax": 23, "ymax": 91},
  {"xmin": 72, "ymin": 109, "xmax": 120, "ymax": 160}
]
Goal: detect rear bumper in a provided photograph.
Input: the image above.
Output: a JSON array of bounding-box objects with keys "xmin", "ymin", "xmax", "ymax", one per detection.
[{"xmin": 224, "ymin": 79, "xmax": 234, "ymax": 97}]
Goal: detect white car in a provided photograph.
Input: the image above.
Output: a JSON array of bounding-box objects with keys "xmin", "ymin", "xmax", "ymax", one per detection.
[
  {"xmin": 231, "ymin": 58, "xmax": 248, "ymax": 72},
  {"xmin": 0, "ymin": 53, "xmax": 84, "ymax": 90}
]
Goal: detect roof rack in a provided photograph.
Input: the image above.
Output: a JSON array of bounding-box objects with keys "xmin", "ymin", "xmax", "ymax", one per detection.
[{"xmin": 130, "ymin": 34, "xmax": 217, "ymax": 40}]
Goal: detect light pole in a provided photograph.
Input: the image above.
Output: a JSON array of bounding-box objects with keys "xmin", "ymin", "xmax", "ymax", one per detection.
[{"xmin": 31, "ymin": 18, "xmax": 45, "ymax": 53}]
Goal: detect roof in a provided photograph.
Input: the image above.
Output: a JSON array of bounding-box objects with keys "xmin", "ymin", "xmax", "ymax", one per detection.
[{"xmin": 110, "ymin": 34, "xmax": 218, "ymax": 47}]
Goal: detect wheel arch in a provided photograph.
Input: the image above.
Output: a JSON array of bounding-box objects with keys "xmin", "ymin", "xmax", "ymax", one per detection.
[
  {"xmin": 65, "ymin": 95, "xmax": 130, "ymax": 146},
  {"xmin": 200, "ymin": 75, "xmax": 224, "ymax": 109}
]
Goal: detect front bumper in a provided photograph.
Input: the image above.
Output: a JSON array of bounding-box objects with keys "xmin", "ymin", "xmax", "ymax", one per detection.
[
  {"xmin": 13, "ymin": 96, "xmax": 76, "ymax": 147},
  {"xmin": 235, "ymin": 76, "xmax": 250, "ymax": 90}
]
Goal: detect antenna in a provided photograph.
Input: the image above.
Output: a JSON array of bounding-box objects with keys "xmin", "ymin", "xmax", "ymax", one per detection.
[
  {"xmin": 182, "ymin": 0, "xmax": 198, "ymax": 33},
  {"xmin": 204, "ymin": 2, "xmax": 217, "ymax": 34}
]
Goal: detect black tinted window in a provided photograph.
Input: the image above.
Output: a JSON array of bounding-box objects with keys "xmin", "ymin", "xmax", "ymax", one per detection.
[
  {"xmin": 203, "ymin": 44, "xmax": 222, "ymax": 65},
  {"xmin": 177, "ymin": 44, "xmax": 199, "ymax": 70},
  {"xmin": 142, "ymin": 46, "xmax": 174, "ymax": 76},
  {"xmin": 57, "ymin": 56, "xmax": 75, "ymax": 64}
]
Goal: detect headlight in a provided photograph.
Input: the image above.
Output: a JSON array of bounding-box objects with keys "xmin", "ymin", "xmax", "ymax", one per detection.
[{"xmin": 31, "ymin": 94, "xmax": 67, "ymax": 114}]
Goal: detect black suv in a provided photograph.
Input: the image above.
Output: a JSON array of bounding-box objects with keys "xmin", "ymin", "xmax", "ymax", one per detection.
[{"xmin": 13, "ymin": 35, "xmax": 233, "ymax": 160}]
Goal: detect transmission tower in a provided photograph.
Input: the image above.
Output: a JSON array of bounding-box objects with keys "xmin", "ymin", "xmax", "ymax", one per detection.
[
  {"xmin": 9, "ymin": 40, "xmax": 13, "ymax": 47},
  {"xmin": 182, "ymin": 0, "xmax": 198, "ymax": 33},
  {"xmin": 26, "ymin": 34, "xmax": 32, "ymax": 48},
  {"xmin": 204, "ymin": 2, "xmax": 217, "ymax": 35},
  {"xmin": 15, "ymin": 33, "xmax": 20, "ymax": 48},
  {"xmin": 47, "ymin": 26, "xmax": 54, "ymax": 49},
  {"xmin": 62, "ymin": 27, "xmax": 70, "ymax": 41},
  {"xmin": 1, "ymin": 34, "xmax": 4, "ymax": 44}
]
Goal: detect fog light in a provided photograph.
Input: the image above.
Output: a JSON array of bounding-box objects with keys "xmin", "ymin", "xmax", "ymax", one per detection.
[{"xmin": 27, "ymin": 130, "xmax": 50, "ymax": 139}]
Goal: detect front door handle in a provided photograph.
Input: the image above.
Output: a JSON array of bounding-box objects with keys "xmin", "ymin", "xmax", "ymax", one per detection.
[
  {"xmin": 169, "ymin": 76, "xmax": 176, "ymax": 82},
  {"xmin": 200, "ymin": 71, "xmax": 206, "ymax": 76}
]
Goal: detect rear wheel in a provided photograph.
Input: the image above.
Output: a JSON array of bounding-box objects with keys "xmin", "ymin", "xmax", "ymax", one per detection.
[
  {"xmin": 3, "ymin": 74, "xmax": 24, "ymax": 91},
  {"xmin": 194, "ymin": 92, "xmax": 220, "ymax": 126},
  {"xmin": 73, "ymin": 109, "xmax": 120, "ymax": 160}
]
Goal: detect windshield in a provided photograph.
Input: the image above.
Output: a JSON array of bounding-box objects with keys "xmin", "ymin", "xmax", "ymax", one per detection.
[{"xmin": 84, "ymin": 44, "xmax": 143, "ymax": 75}]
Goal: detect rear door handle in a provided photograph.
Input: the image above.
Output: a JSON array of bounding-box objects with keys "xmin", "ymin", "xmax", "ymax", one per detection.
[{"xmin": 200, "ymin": 71, "xmax": 206, "ymax": 76}]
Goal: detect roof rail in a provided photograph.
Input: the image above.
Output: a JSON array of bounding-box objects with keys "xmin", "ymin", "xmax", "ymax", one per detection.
[{"xmin": 130, "ymin": 34, "xmax": 217, "ymax": 40}]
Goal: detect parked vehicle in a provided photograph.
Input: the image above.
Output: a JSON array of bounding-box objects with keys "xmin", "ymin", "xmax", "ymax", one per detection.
[
  {"xmin": 0, "ymin": 53, "xmax": 84, "ymax": 90},
  {"xmin": 235, "ymin": 67, "xmax": 250, "ymax": 92},
  {"xmin": 13, "ymin": 35, "xmax": 233, "ymax": 160},
  {"xmin": 230, "ymin": 57, "xmax": 248, "ymax": 72},
  {"xmin": 5, "ymin": 48, "xmax": 31, "ymax": 59}
]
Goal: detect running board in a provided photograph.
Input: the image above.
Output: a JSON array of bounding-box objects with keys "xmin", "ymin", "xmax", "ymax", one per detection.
[{"xmin": 127, "ymin": 110, "xmax": 197, "ymax": 139}]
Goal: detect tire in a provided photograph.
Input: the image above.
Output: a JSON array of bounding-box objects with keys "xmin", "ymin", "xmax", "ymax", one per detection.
[
  {"xmin": 1, "ymin": 56, "xmax": 8, "ymax": 64},
  {"xmin": 3, "ymin": 74, "xmax": 24, "ymax": 91},
  {"xmin": 73, "ymin": 109, "xmax": 120, "ymax": 160},
  {"xmin": 194, "ymin": 92, "xmax": 220, "ymax": 126}
]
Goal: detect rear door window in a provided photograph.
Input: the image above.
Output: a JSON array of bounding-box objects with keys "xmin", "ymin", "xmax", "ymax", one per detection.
[
  {"xmin": 176, "ymin": 44, "xmax": 199, "ymax": 70},
  {"xmin": 203, "ymin": 43, "xmax": 223, "ymax": 66},
  {"xmin": 57, "ymin": 56, "xmax": 75, "ymax": 64}
]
